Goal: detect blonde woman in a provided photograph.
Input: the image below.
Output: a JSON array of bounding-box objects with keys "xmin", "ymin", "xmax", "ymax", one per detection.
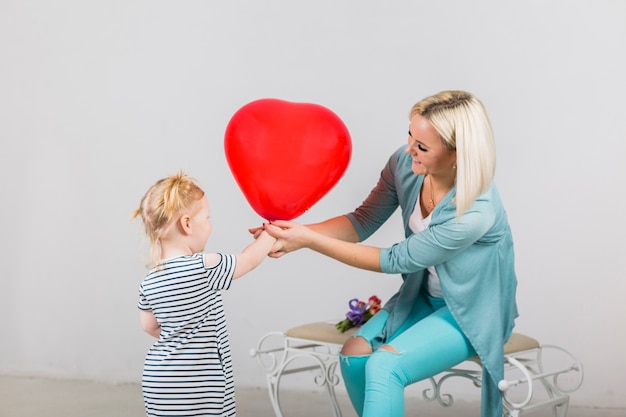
[
  {"xmin": 264, "ymin": 90, "xmax": 518, "ymax": 417},
  {"xmin": 133, "ymin": 172, "xmax": 275, "ymax": 417}
]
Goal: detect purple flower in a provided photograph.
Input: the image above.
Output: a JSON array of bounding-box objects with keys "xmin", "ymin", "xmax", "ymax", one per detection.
[
  {"xmin": 335, "ymin": 296, "xmax": 381, "ymax": 333},
  {"xmin": 345, "ymin": 298, "xmax": 368, "ymax": 325}
]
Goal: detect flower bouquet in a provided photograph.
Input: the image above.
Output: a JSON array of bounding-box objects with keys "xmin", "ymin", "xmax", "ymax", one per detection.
[{"xmin": 335, "ymin": 295, "xmax": 382, "ymax": 333}]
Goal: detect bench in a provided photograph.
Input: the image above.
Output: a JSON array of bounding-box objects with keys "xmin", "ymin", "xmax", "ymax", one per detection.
[{"xmin": 250, "ymin": 321, "xmax": 584, "ymax": 417}]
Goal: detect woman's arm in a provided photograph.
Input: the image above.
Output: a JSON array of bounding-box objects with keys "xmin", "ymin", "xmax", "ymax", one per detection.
[
  {"xmin": 251, "ymin": 215, "xmax": 359, "ymax": 240},
  {"xmin": 380, "ymin": 197, "xmax": 497, "ymax": 274},
  {"xmin": 265, "ymin": 220, "xmax": 381, "ymax": 271},
  {"xmin": 307, "ymin": 215, "xmax": 360, "ymax": 242},
  {"xmin": 251, "ymin": 215, "xmax": 360, "ymax": 258}
]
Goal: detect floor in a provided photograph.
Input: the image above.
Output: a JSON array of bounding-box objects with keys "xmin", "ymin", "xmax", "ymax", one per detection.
[{"xmin": 0, "ymin": 376, "xmax": 622, "ymax": 417}]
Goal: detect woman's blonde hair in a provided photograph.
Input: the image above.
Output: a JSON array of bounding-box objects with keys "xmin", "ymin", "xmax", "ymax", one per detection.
[
  {"xmin": 132, "ymin": 171, "xmax": 205, "ymax": 265},
  {"xmin": 410, "ymin": 90, "xmax": 495, "ymax": 217}
]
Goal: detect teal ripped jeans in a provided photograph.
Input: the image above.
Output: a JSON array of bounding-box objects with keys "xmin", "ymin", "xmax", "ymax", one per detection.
[{"xmin": 339, "ymin": 291, "xmax": 475, "ymax": 417}]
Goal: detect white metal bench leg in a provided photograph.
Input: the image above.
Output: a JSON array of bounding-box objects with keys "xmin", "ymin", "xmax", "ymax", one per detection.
[
  {"xmin": 499, "ymin": 344, "xmax": 583, "ymax": 417},
  {"xmin": 251, "ymin": 331, "xmax": 345, "ymax": 417},
  {"xmin": 323, "ymin": 360, "xmax": 344, "ymax": 417}
]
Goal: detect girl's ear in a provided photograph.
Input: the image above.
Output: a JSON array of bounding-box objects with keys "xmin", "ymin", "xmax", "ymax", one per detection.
[{"xmin": 179, "ymin": 214, "xmax": 192, "ymax": 235}]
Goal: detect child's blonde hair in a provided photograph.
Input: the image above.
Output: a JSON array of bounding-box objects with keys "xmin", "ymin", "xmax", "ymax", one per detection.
[{"xmin": 132, "ymin": 171, "xmax": 205, "ymax": 265}]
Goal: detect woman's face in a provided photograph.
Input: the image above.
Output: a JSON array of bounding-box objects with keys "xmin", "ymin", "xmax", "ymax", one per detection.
[{"xmin": 405, "ymin": 113, "xmax": 456, "ymax": 177}]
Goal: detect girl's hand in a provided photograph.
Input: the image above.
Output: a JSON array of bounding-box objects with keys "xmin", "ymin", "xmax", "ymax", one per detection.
[
  {"xmin": 248, "ymin": 224, "xmax": 286, "ymax": 257},
  {"xmin": 248, "ymin": 225, "xmax": 266, "ymax": 239},
  {"xmin": 269, "ymin": 238, "xmax": 285, "ymax": 258}
]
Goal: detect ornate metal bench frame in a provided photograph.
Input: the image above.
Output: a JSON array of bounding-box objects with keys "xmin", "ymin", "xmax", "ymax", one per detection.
[{"xmin": 250, "ymin": 322, "xmax": 584, "ymax": 417}]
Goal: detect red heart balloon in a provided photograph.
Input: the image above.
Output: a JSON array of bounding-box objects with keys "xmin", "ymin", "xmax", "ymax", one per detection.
[{"xmin": 224, "ymin": 99, "xmax": 352, "ymax": 221}]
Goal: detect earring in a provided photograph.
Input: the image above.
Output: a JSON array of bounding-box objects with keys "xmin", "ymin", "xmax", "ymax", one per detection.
[{"xmin": 452, "ymin": 163, "xmax": 457, "ymax": 169}]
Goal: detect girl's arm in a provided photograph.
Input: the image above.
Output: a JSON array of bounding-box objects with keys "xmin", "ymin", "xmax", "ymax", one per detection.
[
  {"xmin": 139, "ymin": 310, "xmax": 161, "ymax": 339},
  {"xmin": 232, "ymin": 230, "xmax": 277, "ymax": 279},
  {"xmin": 265, "ymin": 221, "xmax": 381, "ymax": 272}
]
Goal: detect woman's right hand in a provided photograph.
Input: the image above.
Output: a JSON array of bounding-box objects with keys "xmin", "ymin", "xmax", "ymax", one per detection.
[{"xmin": 264, "ymin": 220, "xmax": 313, "ymax": 258}]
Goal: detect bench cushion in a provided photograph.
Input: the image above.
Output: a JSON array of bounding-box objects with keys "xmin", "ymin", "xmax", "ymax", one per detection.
[
  {"xmin": 503, "ymin": 332, "xmax": 539, "ymax": 354},
  {"xmin": 285, "ymin": 321, "xmax": 356, "ymax": 345}
]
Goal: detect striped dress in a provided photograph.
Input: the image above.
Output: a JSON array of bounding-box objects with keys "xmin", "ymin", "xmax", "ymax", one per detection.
[{"xmin": 138, "ymin": 253, "xmax": 236, "ymax": 416}]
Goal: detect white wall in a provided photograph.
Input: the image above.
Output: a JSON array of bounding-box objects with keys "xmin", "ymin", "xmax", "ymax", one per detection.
[{"xmin": 1, "ymin": 0, "xmax": 624, "ymax": 409}]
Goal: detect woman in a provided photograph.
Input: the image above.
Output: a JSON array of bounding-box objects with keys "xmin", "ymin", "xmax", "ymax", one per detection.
[{"xmin": 264, "ymin": 90, "xmax": 518, "ymax": 417}]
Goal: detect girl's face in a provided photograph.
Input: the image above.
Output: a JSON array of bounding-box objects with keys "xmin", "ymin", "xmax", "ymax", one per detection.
[
  {"xmin": 405, "ymin": 113, "xmax": 456, "ymax": 177},
  {"xmin": 188, "ymin": 196, "xmax": 213, "ymax": 253}
]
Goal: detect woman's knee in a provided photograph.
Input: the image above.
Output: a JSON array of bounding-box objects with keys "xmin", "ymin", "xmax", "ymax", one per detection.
[
  {"xmin": 379, "ymin": 344, "xmax": 398, "ymax": 354},
  {"xmin": 341, "ymin": 336, "xmax": 372, "ymax": 356}
]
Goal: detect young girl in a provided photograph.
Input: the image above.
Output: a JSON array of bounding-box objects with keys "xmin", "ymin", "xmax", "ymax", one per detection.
[{"xmin": 132, "ymin": 171, "xmax": 276, "ymax": 417}]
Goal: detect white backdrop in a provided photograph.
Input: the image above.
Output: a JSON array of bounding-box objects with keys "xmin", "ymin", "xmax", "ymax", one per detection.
[{"xmin": 1, "ymin": 0, "xmax": 624, "ymax": 409}]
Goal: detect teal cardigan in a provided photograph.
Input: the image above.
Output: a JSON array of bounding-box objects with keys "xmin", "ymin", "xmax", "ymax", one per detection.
[{"xmin": 345, "ymin": 146, "xmax": 518, "ymax": 417}]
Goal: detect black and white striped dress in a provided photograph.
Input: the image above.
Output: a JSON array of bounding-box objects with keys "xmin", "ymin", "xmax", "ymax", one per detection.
[{"xmin": 138, "ymin": 253, "xmax": 236, "ymax": 416}]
